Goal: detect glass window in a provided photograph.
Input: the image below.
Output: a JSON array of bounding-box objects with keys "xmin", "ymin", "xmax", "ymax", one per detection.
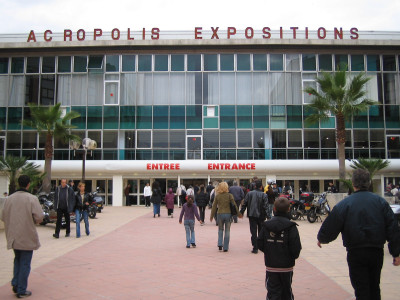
[
  {"xmin": 25, "ymin": 75, "xmax": 39, "ymax": 104},
  {"xmin": 103, "ymin": 106, "xmax": 119, "ymax": 129},
  {"xmin": 303, "ymin": 80, "xmax": 317, "ymax": 104},
  {"xmin": 385, "ymin": 105, "xmax": 400, "ymax": 128},
  {"xmin": 26, "ymin": 57, "xmax": 40, "ymax": 73},
  {"xmin": 369, "ymin": 129, "xmax": 385, "ymax": 148},
  {"xmin": 0, "ymin": 77, "xmax": 7, "ymax": 106},
  {"xmin": 155, "ymin": 55, "xmax": 168, "ymax": 71},
  {"xmin": 153, "ymin": 131, "xmax": 168, "ymax": 148},
  {"xmin": 253, "ymin": 130, "xmax": 267, "ymax": 148},
  {"xmin": 203, "ymin": 130, "xmax": 219, "ymax": 148},
  {"xmin": 106, "ymin": 55, "xmax": 119, "ymax": 72},
  {"xmin": 237, "ymin": 105, "xmax": 252, "ymax": 128},
  {"xmin": 71, "ymin": 106, "xmax": 86, "ymax": 129},
  {"xmin": 269, "ymin": 54, "xmax": 283, "ymax": 71},
  {"xmin": 383, "ymin": 55, "xmax": 396, "ymax": 71},
  {"xmin": 220, "ymin": 105, "xmax": 235, "ymax": 129},
  {"xmin": 270, "ymin": 73, "xmax": 285, "ymax": 105},
  {"xmin": 353, "ymin": 130, "xmax": 369, "ymax": 148},
  {"xmin": 104, "ymin": 81, "xmax": 119, "ymax": 105},
  {"xmin": 369, "ymin": 105, "xmax": 384, "ymax": 128},
  {"xmin": 335, "ymin": 54, "xmax": 348, "ymax": 71},
  {"xmin": 288, "ymin": 130, "xmax": 302, "ymax": 147},
  {"xmin": 254, "ymin": 54, "xmax": 268, "ymax": 71},
  {"xmin": 351, "ymin": 55, "xmax": 364, "ymax": 71},
  {"xmin": 87, "ymin": 56, "xmax": 103, "ymax": 70},
  {"xmin": 204, "ymin": 54, "xmax": 218, "ymax": 71},
  {"xmin": 253, "ymin": 105, "xmax": 269, "ymax": 128},
  {"xmin": 302, "ymin": 54, "xmax": 316, "ymax": 71},
  {"xmin": 253, "ymin": 73, "xmax": 268, "ymax": 104},
  {"xmin": 74, "ymin": 56, "xmax": 87, "ymax": 72},
  {"xmin": 287, "ymin": 105, "xmax": 302, "ymax": 128},
  {"xmin": 236, "ymin": 73, "xmax": 252, "ymax": 104},
  {"xmin": 42, "ymin": 56, "xmax": 55, "ymax": 73},
  {"xmin": 153, "ymin": 105, "xmax": 169, "ymax": 129},
  {"xmin": 318, "ymin": 54, "xmax": 332, "ymax": 71},
  {"xmin": 120, "ymin": 106, "xmax": 135, "ymax": 129},
  {"xmin": 7, "ymin": 107, "xmax": 22, "ymax": 130},
  {"xmin": 304, "ymin": 130, "xmax": 319, "ymax": 148},
  {"xmin": 286, "ymin": 54, "xmax": 300, "ymax": 71},
  {"xmin": 71, "ymin": 74, "xmax": 87, "ymax": 105},
  {"xmin": 138, "ymin": 55, "xmax": 152, "ymax": 71},
  {"xmin": 120, "ymin": 73, "xmax": 136, "ymax": 105},
  {"xmin": 124, "ymin": 131, "xmax": 135, "ymax": 148},
  {"xmin": 137, "ymin": 131, "xmax": 151, "ymax": 148},
  {"xmin": 153, "ymin": 73, "xmax": 169, "ymax": 104},
  {"xmin": 320, "ymin": 129, "xmax": 336, "ymax": 148},
  {"xmin": 186, "ymin": 73, "xmax": 202, "ymax": 105},
  {"xmin": 169, "ymin": 130, "xmax": 185, "ymax": 148},
  {"xmin": 238, "ymin": 130, "xmax": 252, "ymax": 147},
  {"xmin": 186, "ymin": 105, "xmax": 202, "ymax": 129},
  {"xmin": 367, "ymin": 55, "xmax": 380, "ymax": 71},
  {"xmin": 22, "ymin": 131, "xmax": 37, "ymax": 149},
  {"xmin": 366, "ymin": 72, "xmax": 382, "ymax": 104},
  {"xmin": 170, "ymin": 105, "xmax": 185, "ymax": 129},
  {"xmin": 103, "ymin": 131, "xmax": 118, "ymax": 148},
  {"xmin": 353, "ymin": 110, "xmax": 368, "ymax": 128},
  {"xmin": 122, "ymin": 55, "xmax": 135, "ymax": 72},
  {"xmin": 87, "ymin": 106, "xmax": 102, "ymax": 129},
  {"xmin": 286, "ymin": 73, "xmax": 302, "ymax": 104},
  {"xmin": 7, "ymin": 131, "xmax": 21, "ymax": 149},
  {"xmin": 171, "ymin": 55, "xmax": 184, "ymax": 71},
  {"xmin": 220, "ymin": 54, "xmax": 234, "ymax": 71},
  {"xmin": 187, "ymin": 54, "xmax": 201, "ymax": 71},
  {"xmin": 220, "ymin": 73, "xmax": 235, "ymax": 104},
  {"xmin": 87, "ymin": 73, "xmax": 103, "ymax": 105},
  {"xmin": 11, "ymin": 57, "xmax": 24, "ymax": 73},
  {"xmin": 58, "ymin": 56, "xmax": 71, "ymax": 73},
  {"xmin": 170, "ymin": 73, "xmax": 185, "ymax": 104},
  {"xmin": 237, "ymin": 54, "xmax": 250, "ymax": 71},
  {"xmin": 272, "ymin": 130, "xmax": 286, "ymax": 148},
  {"xmin": 40, "ymin": 74, "xmax": 55, "ymax": 105},
  {"xmin": 0, "ymin": 57, "xmax": 8, "ymax": 74},
  {"xmin": 220, "ymin": 130, "xmax": 236, "ymax": 148},
  {"xmin": 136, "ymin": 106, "xmax": 152, "ymax": 129}
]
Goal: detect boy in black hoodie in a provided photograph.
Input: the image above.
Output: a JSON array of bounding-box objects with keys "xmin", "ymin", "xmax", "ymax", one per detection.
[{"xmin": 257, "ymin": 197, "xmax": 302, "ymax": 300}]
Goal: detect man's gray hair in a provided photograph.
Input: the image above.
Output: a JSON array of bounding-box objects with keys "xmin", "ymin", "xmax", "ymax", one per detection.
[
  {"xmin": 352, "ymin": 168, "xmax": 370, "ymax": 190},
  {"xmin": 233, "ymin": 181, "xmax": 238, "ymax": 186}
]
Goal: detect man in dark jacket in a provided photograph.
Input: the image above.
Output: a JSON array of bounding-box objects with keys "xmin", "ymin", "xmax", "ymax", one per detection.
[
  {"xmin": 229, "ymin": 181, "xmax": 244, "ymax": 223},
  {"xmin": 318, "ymin": 169, "xmax": 400, "ymax": 300},
  {"xmin": 240, "ymin": 180, "xmax": 269, "ymax": 253},
  {"xmin": 257, "ymin": 197, "xmax": 301, "ymax": 300},
  {"xmin": 53, "ymin": 178, "xmax": 76, "ymax": 238}
]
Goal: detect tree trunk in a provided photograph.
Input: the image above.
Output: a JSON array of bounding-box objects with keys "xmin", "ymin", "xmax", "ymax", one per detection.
[
  {"xmin": 336, "ymin": 113, "xmax": 347, "ymax": 192},
  {"xmin": 42, "ymin": 132, "xmax": 53, "ymax": 194}
]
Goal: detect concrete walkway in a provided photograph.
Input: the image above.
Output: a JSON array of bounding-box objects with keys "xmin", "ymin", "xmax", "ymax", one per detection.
[{"xmin": 0, "ymin": 206, "xmax": 399, "ymax": 299}]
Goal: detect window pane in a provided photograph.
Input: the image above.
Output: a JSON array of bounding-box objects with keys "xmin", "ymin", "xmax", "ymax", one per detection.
[
  {"xmin": 302, "ymin": 54, "xmax": 316, "ymax": 71},
  {"xmin": 335, "ymin": 54, "xmax": 348, "ymax": 71},
  {"xmin": 370, "ymin": 129, "xmax": 385, "ymax": 148},
  {"xmin": 288, "ymin": 130, "xmax": 302, "ymax": 147},
  {"xmin": 120, "ymin": 73, "xmax": 136, "ymax": 105},
  {"xmin": 137, "ymin": 131, "xmax": 151, "ymax": 148},
  {"xmin": 253, "ymin": 105, "xmax": 269, "ymax": 128},
  {"xmin": 106, "ymin": 55, "xmax": 119, "ymax": 72},
  {"xmin": 187, "ymin": 54, "xmax": 201, "ymax": 71},
  {"xmin": 25, "ymin": 75, "xmax": 39, "ymax": 104},
  {"xmin": 120, "ymin": 106, "xmax": 135, "ymax": 129},
  {"xmin": 153, "ymin": 131, "xmax": 168, "ymax": 148},
  {"xmin": 171, "ymin": 55, "xmax": 184, "ymax": 71},
  {"xmin": 238, "ymin": 130, "xmax": 252, "ymax": 147},
  {"xmin": 272, "ymin": 130, "xmax": 286, "ymax": 148},
  {"xmin": 353, "ymin": 130, "xmax": 368, "ymax": 148},
  {"xmin": 203, "ymin": 130, "xmax": 219, "ymax": 148},
  {"xmin": 254, "ymin": 54, "xmax": 268, "ymax": 71},
  {"xmin": 319, "ymin": 54, "xmax": 332, "ymax": 71},
  {"xmin": 385, "ymin": 105, "xmax": 400, "ymax": 128},
  {"xmin": 270, "ymin": 73, "xmax": 285, "ymax": 105},
  {"xmin": 7, "ymin": 132, "xmax": 21, "ymax": 149},
  {"xmin": 42, "ymin": 56, "xmax": 55, "ymax": 73},
  {"xmin": 122, "ymin": 55, "xmax": 135, "ymax": 72},
  {"xmin": 153, "ymin": 73, "xmax": 169, "ymax": 104},
  {"xmin": 74, "ymin": 56, "xmax": 87, "ymax": 72},
  {"xmin": 88, "ymin": 73, "xmax": 103, "ymax": 105},
  {"xmin": 26, "ymin": 57, "xmax": 40, "ymax": 73},
  {"xmin": 169, "ymin": 130, "xmax": 185, "ymax": 148},
  {"xmin": 237, "ymin": 54, "xmax": 250, "ymax": 71},
  {"xmin": 58, "ymin": 56, "xmax": 71, "ymax": 73},
  {"xmin": 204, "ymin": 54, "xmax": 218, "ymax": 71},
  {"xmin": 103, "ymin": 131, "xmax": 118, "ymax": 148},
  {"xmin": 220, "ymin": 73, "xmax": 235, "ymax": 104},
  {"xmin": 186, "ymin": 105, "xmax": 202, "ymax": 129},
  {"xmin": 353, "ymin": 110, "xmax": 368, "ymax": 128},
  {"xmin": 220, "ymin": 130, "xmax": 236, "ymax": 148},
  {"xmin": 137, "ymin": 106, "xmax": 152, "ymax": 129},
  {"xmin": 236, "ymin": 72, "xmax": 252, "ymax": 104},
  {"xmin": 367, "ymin": 55, "xmax": 380, "ymax": 71},
  {"xmin": 237, "ymin": 105, "xmax": 252, "ymax": 128},
  {"xmin": 105, "ymin": 82, "xmax": 119, "ymax": 105},
  {"xmin": 0, "ymin": 57, "xmax": 8, "ymax": 74},
  {"xmin": 253, "ymin": 73, "xmax": 268, "ymax": 104},
  {"xmin": 71, "ymin": 74, "xmax": 87, "ymax": 105},
  {"xmin": 11, "ymin": 57, "xmax": 24, "ymax": 73},
  {"xmin": 71, "ymin": 106, "xmax": 86, "ymax": 129},
  {"xmin": 286, "ymin": 54, "xmax": 300, "ymax": 71},
  {"xmin": 286, "ymin": 73, "xmax": 302, "ymax": 104},
  {"xmin": 351, "ymin": 55, "xmax": 364, "ymax": 71},
  {"xmin": 220, "ymin": 105, "xmax": 235, "ymax": 129},
  {"xmin": 138, "ymin": 55, "xmax": 152, "ymax": 71},
  {"xmin": 40, "ymin": 74, "xmax": 55, "ymax": 105},
  {"xmin": 170, "ymin": 105, "xmax": 185, "ymax": 129},
  {"xmin": 0, "ymin": 77, "xmax": 8, "ymax": 106},
  {"xmin": 203, "ymin": 72, "xmax": 219, "ymax": 105},
  {"xmin": 155, "ymin": 55, "xmax": 168, "ymax": 71},
  {"xmin": 22, "ymin": 131, "xmax": 37, "ymax": 149},
  {"xmin": 7, "ymin": 107, "xmax": 22, "ymax": 130},
  {"xmin": 153, "ymin": 105, "xmax": 169, "ymax": 129},
  {"xmin": 170, "ymin": 73, "xmax": 185, "ymax": 104},
  {"xmin": 369, "ymin": 105, "xmax": 384, "ymax": 128},
  {"xmin": 103, "ymin": 106, "xmax": 119, "ymax": 129},
  {"xmin": 304, "ymin": 130, "xmax": 319, "ymax": 147},
  {"xmin": 220, "ymin": 54, "xmax": 234, "ymax": 71},
  {"xmin": 253, "ymin": 130, "xmax": 267, "ymax": 148},
  {"xmin": 87, "ymin": 106, "xmax": 102, "ymax": 129},
  {"xmin": 124, "ymin": 131, "xmax": 135, "ymax": 148},
  {"xmin": 287, "ymin": 105, "xmax": 302, "ymax": 128},
  {"xmin": 383, "ymin": 55, "xmax": 396, "ymax": 71},
  {"xmin": 320, "ymin": 129, "xmax": 336, "ymax": 148}
]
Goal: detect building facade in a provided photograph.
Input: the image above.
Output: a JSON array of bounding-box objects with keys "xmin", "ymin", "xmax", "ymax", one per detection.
[{"xmin": 0, "ymin": 28, "xmax": 399, "ymax": 205}]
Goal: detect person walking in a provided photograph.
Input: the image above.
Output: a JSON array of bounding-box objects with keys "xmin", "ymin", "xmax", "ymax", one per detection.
[
  {"xmin": 53, "ymin": 178, "xmax": 75, "ymax": 239},
  {"xmin": 317, "ymin": 168, "xmax": 400, "ymax": 300},
  {"xmin": 195, "ymin": 184, "xmax": 208, "ymax": 224},
  {"xmin": 1, "ymin": 175, "xmax": 44, "ymax": 298},
  {"xmin": 179, "ymin": 195, "xmax": 202, "ymax": 248},
  {"xmin": 163, "ymin": 188, "xmax": 175, "ymax": 218},
  {"xmin": 124, "ymin": 183, "xmax": 131, "ymax": 206},
  {"xmin": 210, "ymin": 182, "xmax": 242, "ymax": 252},
  {"xmin": 265, "ymin": 180, "xmax": 276, "ymax": 220},
  {"xmin": 257, "ymin": 197, "xmax": 302, "ymax": 300},
  {"xmin": 143, "ymin": 182, "xmax": 152, "ymax": 208},
  {"xmin": 229, "ymin": 181, "xmax": 244, "ymax": 223},
  {"xmin": 151, "ymin": 181, "xmax": 162, "ymax": 218},
  {"xmin": 74, "ymin": 182, "xmax": 91, "ymax": 238},
  {"xmin": 176, "ymin": 184, "xmax": 186, "ymax": 208},
  {"xmin": 240, "ymin": 180, "xmax": 269, "ymax": 254}
]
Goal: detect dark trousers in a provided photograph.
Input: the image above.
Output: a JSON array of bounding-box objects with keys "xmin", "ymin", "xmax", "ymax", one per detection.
[
  {"xmin": 198, "ymin": 206, "xmax": 206, "ymax": 222},
  {"xmin": 347, "ymin": 247, "xmax": 384, "ymax": 300},
  {"xmin": 265, "ymin": 271, "xmax": 294, "ymax": 300},
  {"xmin": 249, "ymin": 216, "xmax": 264, "ymax": 250},
  {"xmin": 167, "ymin": 208, "xmax": 174, "ymax": 216},
  {"xmin": 232, "ymin": 200, "xmax": 242, "ymax": 222},
  {"xmin": 126, "ymin": 195, "xmax": 130, "ymax": 206},
  {"xmin": 55, "ymin": 208, "xmax": 70, "ymax": 235},
  {"xmin": 144, "ymin": 196, "xmax": 151, "ymax": 207},
  {"xmin": 12, "ymin": 249, "xmax": 33, "ymax": 294}
]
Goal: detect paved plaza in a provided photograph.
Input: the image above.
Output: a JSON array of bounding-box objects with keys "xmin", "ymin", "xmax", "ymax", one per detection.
[{"xmin": 0, "ymin": 206, "xmax": 399, "ymax": 299}]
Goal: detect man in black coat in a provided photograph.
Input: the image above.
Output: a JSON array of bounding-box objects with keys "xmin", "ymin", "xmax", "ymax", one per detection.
[
  {"xmin": 318, "ymin": 169, "xmax": 400, "ymax": 300},
  {"xmin": 53, "ymin": 178, "xmax": 76, "ymax": 238}
]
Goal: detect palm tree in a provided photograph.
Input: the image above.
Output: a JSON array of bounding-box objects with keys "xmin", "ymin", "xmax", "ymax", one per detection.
[
  {"xmin": 22, "ymin": 103, "xmax": 80, "ymax": 193},
  {"xmin": 0, "ymin": 155, "xmax": 42, "ymax": 194},
  {"xmin": 304, "ymin": 69, "xmax": 377, "ymax": 191},
  {"xmin": 350, "ymin": 158, "xmax": 390, "ymax": 192}
]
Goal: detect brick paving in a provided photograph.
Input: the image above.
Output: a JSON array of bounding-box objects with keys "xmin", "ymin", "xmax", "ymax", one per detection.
[{"xmin": 0, "ymin": 206, "xmax": 399, "ymax": 299}]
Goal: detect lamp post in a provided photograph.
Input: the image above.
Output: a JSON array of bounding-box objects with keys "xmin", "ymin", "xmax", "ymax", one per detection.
[{"xmin": 70, "ymin": 138, "xmax": 97, "ymax": 182}]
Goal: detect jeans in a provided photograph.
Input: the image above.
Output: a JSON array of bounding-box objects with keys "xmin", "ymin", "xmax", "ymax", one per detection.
[
  {"xmin": 249, "ymin": 216, "xmax": 264, "ymax": 250},
  {"xmin": 347, "ymin": 247, "xmax": 383, "ymax": 300},
  {"xmin": 153, "ymin": 203, "xmax": 161, "ymax": 216},
  {"xmin": 218, "ymin": 213, "xmax": 232, "ymax": 250},
  {"xmin": 55, "ymin": 208, "xmax": 70, "ymax": 235},
  {"xmin": 266, "ymin": 203, "xmax": 274, "ymax": 220},
  {"xmin": 184, "ymin": 220, "xmax": 195, "ymax": 246},
  {"xmin": 12, "ymin": 249, "xmax": 33, "ymax": 294},
  {"xmin": 198, "ymin": 206, "xmax": 206, "ymax": 222},
  {"xmin": 75, "ymin": 209, "xmax": 90, "ymax": 237}
]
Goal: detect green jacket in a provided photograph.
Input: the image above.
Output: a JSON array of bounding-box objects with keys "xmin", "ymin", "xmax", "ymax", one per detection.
[{"xmin": 210, "ymin": 192, "xmax": 239, "ymax": 219}]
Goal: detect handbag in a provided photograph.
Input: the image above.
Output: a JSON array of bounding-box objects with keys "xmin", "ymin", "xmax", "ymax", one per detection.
[{"xmin": 230, "ymin": 201, "xmax": 237, "ymax": 216}]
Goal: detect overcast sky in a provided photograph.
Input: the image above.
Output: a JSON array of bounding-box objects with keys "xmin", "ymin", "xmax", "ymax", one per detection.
[{"xmin": 0, "ymin": 0, "xmax": 399, "ymax": 34}]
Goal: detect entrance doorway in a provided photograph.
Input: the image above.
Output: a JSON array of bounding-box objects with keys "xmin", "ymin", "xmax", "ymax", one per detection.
[
  {"xmin": 181, "ymin": 179, "xmax": 207, "ymax": 189},
  {"xmin": 187, "ymin": 135, "xmax": 202, "ymax": 159}
]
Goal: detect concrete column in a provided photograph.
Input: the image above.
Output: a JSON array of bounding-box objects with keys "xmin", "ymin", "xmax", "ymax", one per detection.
[
  {"xmin": 380, "ymin": 175, "xmax": 385, "ymax": 197},
  {"xmin": 112, "ymin": 175, "xmax": 123, "ymax": 207}
]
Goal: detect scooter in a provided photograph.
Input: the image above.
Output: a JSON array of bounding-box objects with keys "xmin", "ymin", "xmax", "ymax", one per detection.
[
  {"xmin": 307, "ymin": 192, "xmax": 331, "ymax": 223},
  {"xmin": 289, "ymin": 192, "xmax": 314, "ymax": 220},
  {"xmin": 90, "ymin": 187, "xmax": 104, "ymax": 214}
]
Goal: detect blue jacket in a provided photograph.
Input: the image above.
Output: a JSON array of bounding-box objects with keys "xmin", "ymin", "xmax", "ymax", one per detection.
[{"xmin": 318, "ymin": 190, "xmax": 400, "ymax": 257}]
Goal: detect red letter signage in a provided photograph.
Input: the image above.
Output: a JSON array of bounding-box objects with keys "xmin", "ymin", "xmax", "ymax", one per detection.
[{"xmin": 27, "ymin": 30, "xmax": 36, "ymax": 42}]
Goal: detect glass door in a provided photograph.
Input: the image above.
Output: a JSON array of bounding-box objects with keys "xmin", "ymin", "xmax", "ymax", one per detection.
[
  {"xmin": 187, "ymin": 135, "xmax": 202, "ymax": 159},
  {"xmin": 387, "ymin": 136, "xmax": 400, "ymax": 158}
]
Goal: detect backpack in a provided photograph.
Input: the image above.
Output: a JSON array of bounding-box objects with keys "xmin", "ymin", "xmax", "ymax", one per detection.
[{"xmin": 258, "ymin": 224, "xmax": 293, "ymax": 254}]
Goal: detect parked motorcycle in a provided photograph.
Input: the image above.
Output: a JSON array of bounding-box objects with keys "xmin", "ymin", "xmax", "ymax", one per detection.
[
  {"xmin": 38, "ymin": 192, "xmax": 81, "ymax": 226},
  {"xmin": 290, "ymin": 192, "xmax": 314, "ymax": 220},
  {"xmin": 307, "ymin": 192, "xmax": 331, "ymax": 223},
  {"xmin": 90, "ymin": 187, "xmax": 104, "ymax": 214}
]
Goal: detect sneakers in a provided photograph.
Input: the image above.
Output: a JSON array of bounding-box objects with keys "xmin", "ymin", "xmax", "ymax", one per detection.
[
  {"xmin": 186, "ymin": 245, "xmax": 190, "ymax": 248},
  {"xmin": 191, "ymin": 243, "xmax": 196, "ymax": 248},
  {"xmin": 218, "ymin": 246, "xmax": 223, "ymax": 251},
  {"xmin": 53, "ymin": 234, "xmax": 59, "ymax": 239},
  {"xmin": 17, "ymin": 291, "xmax": 32, "ymax": 298},
  {"xmin": 65, "ymin": 233, "xmax": 70, "ymax": 237}
]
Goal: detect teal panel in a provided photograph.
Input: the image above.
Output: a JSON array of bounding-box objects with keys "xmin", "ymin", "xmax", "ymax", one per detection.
[
  {"xmin": 220, "ymin": 105, "xmax": 235, "ymax": 129},
  {"xmin": 87, "ymin": 106, "xmax": 102, "ymax": 129},
  {"xmin": 369, "ymin": 105, "xmax": 384, "ymax": 128},
  {"xmin": 351, "ymin": 55, "xmax": 364, "ymax": 71},
  {"xmin": 136, "ymin": 106, "xmax": 152, "ymax": 129},
  {"xmin": 170, "ymin": 106, "xmax": 185, "ymax": 129},
  {"xmin": 237, "ymin": 105, "xmax": 252, "ymax": 128},
  {"xmin": 385, "ymin": 105, "xmax": 400, "ymax": 128},
  {"xmin": 270, "ymin": 54, "xmax": 283, "ymax": 71},
  {"xmin": 287, "ymin": 106, "xmax": 302, "ymax": 128},
  {"xmin": 0, "ymin": 107, "xmax": 6, "ymax": 129},
  {"xmin": 319, "ymin": 54, "xmax": 332, "ymax": 71},
  {"xmin": 120, "ymin": 106, "xmax": 135, "ymax": 129},
  {"xmin": 204, "ymin": 118, "xmax": 218, "ymax": 128},
  {"xmin": 302, "ymin": 54, "xmax": 316, "ymax": 71},
  {"xmin": 303, "ymin": 106, "xmax": 319, "ymax": 128},
  {"xmin": 253, "ymin": 105, "xmax": 269, "ymax": 128},
  {"xmin": 204, "ymin": 54, "xmax": 218, "ymax": 71},
  {"xmin": 153, "ymin": 105, "xmax": 169, "ymax": 129},
  {"xmin": 71, "ymin": 106, "xmax": 86, "ymax": 129},
  {"xmin": 104, "ymin": 106, "xmax": 119, "ymax": 129},
  {"xmin": 254, "ymin": 54, "xmax": 268, "ymax": 71},
  {"xmin": 186, "ymin": 105, "xmax": 202, "ymax": 129},
  {"xmin": 353, "ymin": 111, "xmax": 368, "ymax": 128},
  {"xmin": 320, "ymin": 117, "xmax": 335, "ymax": 128}
]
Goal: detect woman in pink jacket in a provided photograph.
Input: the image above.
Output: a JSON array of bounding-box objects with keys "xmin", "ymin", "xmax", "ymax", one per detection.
[{"xmin": 164, "ymin": 188, "xmax": 175, "ymax": 218}]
